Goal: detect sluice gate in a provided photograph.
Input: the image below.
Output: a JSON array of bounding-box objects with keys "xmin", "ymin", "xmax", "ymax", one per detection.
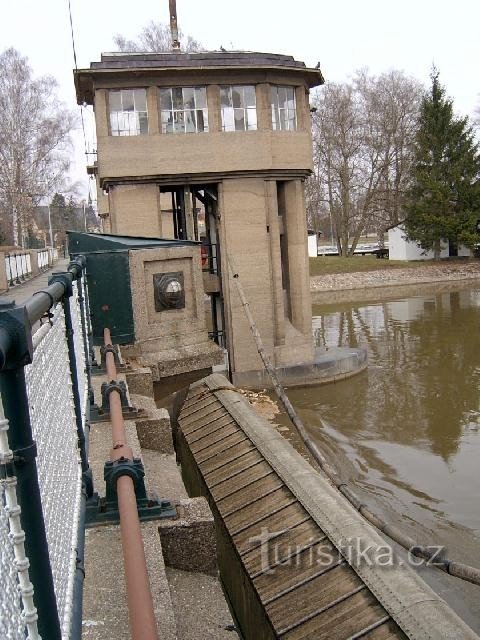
[{"xmin": 173, "ymin": 373, "xmax": 478, "ymax": 640}]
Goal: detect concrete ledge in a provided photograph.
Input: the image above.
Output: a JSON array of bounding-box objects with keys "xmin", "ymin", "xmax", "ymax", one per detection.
[
  {"xmin": 131, "ymin": 393, "xmax": 174, "ymax": 453},
  {"xmin": 158, "ymin": 497, "xmax": 217, "ymax": 576},
  {"xmin": 232, "ymin": 346, "xmax": 368, "ymax": 389}
]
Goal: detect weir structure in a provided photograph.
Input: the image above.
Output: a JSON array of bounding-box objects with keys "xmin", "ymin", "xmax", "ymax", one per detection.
[{"xmin": 72, "ymin": 50, "xmax": 365, "ymax": 387}]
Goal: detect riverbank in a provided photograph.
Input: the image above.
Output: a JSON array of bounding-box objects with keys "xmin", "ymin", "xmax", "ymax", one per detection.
[{"xmin": 310, "ymin": 260, "xmax": 480, "ymax": 303}]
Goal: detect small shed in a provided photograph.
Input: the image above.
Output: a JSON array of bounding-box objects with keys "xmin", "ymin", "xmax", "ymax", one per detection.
[
  {"xmin": 307, "ymin": 230, "xmax": 321, "ymax": 257},
  {"xmin": 387, "ymin": 222, "xmax": 472, "ymax": 261}
]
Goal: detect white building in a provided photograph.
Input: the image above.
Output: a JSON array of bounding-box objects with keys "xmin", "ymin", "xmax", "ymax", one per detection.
[{"xmin": 388, "ymin": 223, "xmax": 471, "ymax": 261}]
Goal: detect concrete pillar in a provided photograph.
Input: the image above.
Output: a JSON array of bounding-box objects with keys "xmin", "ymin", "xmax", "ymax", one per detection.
[
  {"xmin": 0, "ymin": 252, "xmax": 8, "ymax": 293},
  {"xmin": 219, "ymin": 178, "xmax": 275, "ymax": 375},
  {"xmin": 146, "ymin": 87, "xmax": 159, "ymax": 134},
  {"xmin": 295, "ymin": 86, "xmax": 310, "ymax": 132},
  {"xmin": 283, "ymin": 180, "xmax": 312, "ymax": 339},
  {"xmin": 184, "ymin": 187, "xmax": 195, "ymax": 240},
  {"xmin": 206, "ymin": 85, "xmax": 221, "ymax": 133},
  {"xmin": 264, "ymin": 181, "xmax": 285, "ymax": 345},
  {"xmin": 256, "ymin": 84, "xmax": 272, "ymax": 131},
  {"xmin": 94, "ymin": 89, "xmax": 109, "ymax": 137}
]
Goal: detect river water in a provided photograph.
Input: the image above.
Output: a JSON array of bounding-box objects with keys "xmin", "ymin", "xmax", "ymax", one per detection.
[{"xmin": 285, "ymin": 282, "xmax": 480, "ymax": 628}]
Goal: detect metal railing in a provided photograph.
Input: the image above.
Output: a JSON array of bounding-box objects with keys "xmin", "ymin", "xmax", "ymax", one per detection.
[
  {"xmin": 0, "ymin": 257, "xmax": 91, "ymax": 639},
  {"xmin": 5, "ymin": 251, "xmax": 32, "ymax": 287}
]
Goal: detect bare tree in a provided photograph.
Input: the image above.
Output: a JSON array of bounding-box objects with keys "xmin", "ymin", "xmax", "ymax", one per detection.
[
  {"xmin": 0, "ymin": 48, "xmax": 75, "ymax": 246},
  {"xmin": 311, "ymin": 70, "xmax": 422, "ymax": 255},
  {"xmin": 114, "ymin": 21, "xmax": 202, "ymax": 53}
]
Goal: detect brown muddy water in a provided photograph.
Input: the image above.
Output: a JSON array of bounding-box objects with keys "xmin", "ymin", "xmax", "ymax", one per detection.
[{"xmin": 287, "ymin": 281, "xmax": 480, "ymax": 630}]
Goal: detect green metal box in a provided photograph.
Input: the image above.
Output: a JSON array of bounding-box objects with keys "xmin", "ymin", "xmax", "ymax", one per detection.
[{"xmin": 67, "ymin": 232, "xmax": 198, "ymax": 345}]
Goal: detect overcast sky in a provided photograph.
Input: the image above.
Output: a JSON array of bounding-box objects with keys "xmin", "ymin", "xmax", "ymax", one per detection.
[{"xmin": 1, "ymin": 0, "xmax": 479, "ymax": 202}]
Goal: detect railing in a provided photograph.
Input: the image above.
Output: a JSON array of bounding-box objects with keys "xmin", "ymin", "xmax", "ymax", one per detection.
[
  {"xmin": 5, "ymin": 251, "xmax": 32, "ymax": 286},
  {"xmin": 38, "ymin": 249, "xmax": 49, "ymax": 271},
  {"xmin": 0, "ymin": 257, "xmax": 91, "ymax": 640}
]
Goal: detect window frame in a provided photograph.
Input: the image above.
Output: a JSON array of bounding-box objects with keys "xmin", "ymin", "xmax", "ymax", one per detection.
[
  {"xmin": 158, "ymin": 86, "xmax": 209, "ymax": 134},
  {"xmin": 220, "ymin": 85, "xmax": 258, "ymax": 132},
  {"xmin": 108, "ymin": 88, "xmax": 148, "ymax": 136},
  {"xmin": 271, "ymin": 86, "xmax": 297, "ymax": 131}
]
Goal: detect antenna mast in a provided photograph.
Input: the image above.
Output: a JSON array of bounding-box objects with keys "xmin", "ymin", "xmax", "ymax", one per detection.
[{"xmin": 169, "ymin": 0, "xmax": 181, "ymax": 51}]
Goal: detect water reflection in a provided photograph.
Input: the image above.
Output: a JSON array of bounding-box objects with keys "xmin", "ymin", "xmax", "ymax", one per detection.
[{"xmin": 287, "ymin": 287, "xmax": 480, "ymax": 554}]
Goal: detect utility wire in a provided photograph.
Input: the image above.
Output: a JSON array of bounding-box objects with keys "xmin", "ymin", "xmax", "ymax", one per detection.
[{"xmin": 67, "ymin": 0, "xmax": 89, "ymax": 158}]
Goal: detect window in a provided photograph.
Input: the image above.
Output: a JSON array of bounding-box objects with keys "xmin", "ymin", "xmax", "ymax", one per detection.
[
  {"xmin": 271, "ymin": 86, "xmax": 297, "ymax": 131},
  {"xmin": 159, "ymin": 87, "xmax": 208, "ymax": 134},
  {"xmin": 109, "ymin": 89, "xmax": 148, "ymax": 136},
  {"xmin": 220, "ymin": 86, "xmax": 257, "ymax": 132}
]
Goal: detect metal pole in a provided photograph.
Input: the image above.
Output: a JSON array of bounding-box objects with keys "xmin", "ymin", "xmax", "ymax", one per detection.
[
  {"xmin": 0, "ymin": 367, "xmax": 62, "ymax": 640},
  {"xmin": 48, "ymin": 205, "xmax": 54, "ymax": 247},
  {"xmin": 104, "ymin": 328, "xmax": 158, "ymax": 640}
]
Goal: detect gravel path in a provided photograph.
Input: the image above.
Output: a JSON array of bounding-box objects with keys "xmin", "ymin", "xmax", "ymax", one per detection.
[{"xmin": 310, "ymin": 261, "xmax": 480, "ymax": 292}]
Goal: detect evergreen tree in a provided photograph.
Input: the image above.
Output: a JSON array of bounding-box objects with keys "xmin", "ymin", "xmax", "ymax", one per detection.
[{"xmin": 405, "ymin": 71, "xmax": 480, "ymax": 258}]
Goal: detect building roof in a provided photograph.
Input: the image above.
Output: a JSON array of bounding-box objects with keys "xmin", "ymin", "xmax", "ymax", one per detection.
[{"xmin": 74, "ymin": 50, "xmax": 324, "ymax": 104}]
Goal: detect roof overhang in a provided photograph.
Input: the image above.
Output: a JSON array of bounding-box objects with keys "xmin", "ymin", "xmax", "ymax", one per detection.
[{"xmin": 74, "ymin": 51, "xmax": 325, "ymax": 105}]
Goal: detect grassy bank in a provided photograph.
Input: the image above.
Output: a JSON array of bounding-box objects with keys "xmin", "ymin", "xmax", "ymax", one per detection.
[{"xmin": 309, "ymin": 255, "xmax": 445, "ymax": 276}]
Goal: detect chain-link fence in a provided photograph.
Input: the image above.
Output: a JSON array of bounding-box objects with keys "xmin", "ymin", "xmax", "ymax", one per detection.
[{"xmin": 0, "ymin": 263, "xmax": 90, "ymax": 640}]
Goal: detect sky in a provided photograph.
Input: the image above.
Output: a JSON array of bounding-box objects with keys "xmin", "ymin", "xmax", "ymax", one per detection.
[{"xmin": 1, "ymin": 0, "xmax": 479, "ymax": 204}]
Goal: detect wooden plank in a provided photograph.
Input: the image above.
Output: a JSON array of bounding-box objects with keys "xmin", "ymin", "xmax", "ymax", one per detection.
[
  {"xmin": 282, "ymin": 591, "xmax": 391, "ymax": 640},
  {"xmin": 217, "ymin": 474, "xmax": 284, "ymax": 517},
  {"xmin": 210, "ymin": 460, "xmax": 273, "ymax": 501},
  {"xmin": 195, "ymin": 431, "xmax": 249, "ymax": 464},
  {"xmin": 200, "ymin": 439, "xmax": 256, "ymax": 476},
  {"xmin": 267, "ymin": 564, "xmax": 362, "ymax": 630},
  {"xmin": 225, "ymin": 486, "xmax": 295, "ymax": 535},
  {"xmin": 203, "ymin": 450, "xmax": 264, "ymax": 486}
]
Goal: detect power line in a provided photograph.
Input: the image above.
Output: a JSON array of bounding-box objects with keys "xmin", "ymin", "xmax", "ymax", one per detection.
[{"xmin": 67, "ymin": 0, "xmax": 90, "ymax": 158}]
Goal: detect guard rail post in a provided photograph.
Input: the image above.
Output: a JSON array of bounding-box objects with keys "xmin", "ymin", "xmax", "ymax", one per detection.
[{"xmin": 0, "ymin": 298, "xmax": 63, "ymax": 640}]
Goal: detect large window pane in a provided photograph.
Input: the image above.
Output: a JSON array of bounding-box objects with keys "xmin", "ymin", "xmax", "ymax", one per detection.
[
  {"xmin": 183, "ymin": 87, "xmax": 195, "ymax": 109},
  {"xmin": 221, "ymin": 85, "xmax": 257, "ymax": 132},
  {"xmin": 232, "ymin": 87, "xmax": 242, "ymax": 109},
  {"xmin": 134, "ymin": 89, "xmax": 147, "ymax": 112},
  {"xmin": 246, "ymin": 107, "xmax": 257, "ymax": 131},
  {"xmin": 122, "ymin": 90, "xmax": 134, "ymax": 111},
  {"xmin": 109, "ymin": 91, "xmax": 122, "ymax": 112},
  {"xmin": 172, "ymin": 88, "xmax": 183, "ymax": 109},
  {"xmin": 220, "ymin": 87, "xmax": 231, "ymax": 107},
  {"xmin": 159, "ymin": 86, "xmax": 209, "ymax": 134},
  {"xmin": 195, "ymin": 88, "xmax": 207, "ymax": 109},
  {"xmin": 234, "ymin": 108, "xmax": 245, "ymax": 131},
  {"xmin": 159, "ymin": 89, "xmax": 172, "ymax": 110},
  {"xmin": 244, "ymin": 86, "xmax": 256, "ymax": 108},
  {"xmin": 109, "ymin": 89, "xmax": 148, "ymax": 136},
  {"xmin": 271, "ymin": 86, "xmax": 297, "ymax": 131}
]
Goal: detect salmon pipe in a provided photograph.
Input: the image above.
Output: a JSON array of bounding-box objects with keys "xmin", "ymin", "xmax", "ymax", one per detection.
[{"xmin": 103, "ymin": 328, "xmax": 158, "ymax": 640}]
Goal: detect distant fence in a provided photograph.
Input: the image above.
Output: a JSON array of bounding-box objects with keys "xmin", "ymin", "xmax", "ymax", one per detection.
[
  {"xmin": 0, "ymin": 257, "xmax": 91, "ymax": 639},
  {"xmin": 5, "ymin": 251, "xmax": 32, "ymax": 286}
]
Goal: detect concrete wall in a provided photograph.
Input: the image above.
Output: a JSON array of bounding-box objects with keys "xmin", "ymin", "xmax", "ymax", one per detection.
[
  {"xmin": 109, "ymin": 184, "xmax": 162, "ymax": 237},
  {"xmin": 98, "ymin": 131, "xmax": 313, "ymax": 182}
]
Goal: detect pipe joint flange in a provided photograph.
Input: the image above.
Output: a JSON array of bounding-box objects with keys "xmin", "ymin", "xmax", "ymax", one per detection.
[
  {"xmin": 101, "ymin": 379, "xmax": 129, "ymax": 410},
  {"xmin": 104, "ymin": 457, "xmax": 147, "ymax": 505},
  {"xmin": 100, "ymin": 343, "xmax": 121, "ymax": 368}
]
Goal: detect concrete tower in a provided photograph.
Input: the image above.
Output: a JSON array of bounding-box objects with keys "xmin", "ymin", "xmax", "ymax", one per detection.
[{"xmin": 74, "ymin": 51, "xmax": 325, "ymax": 386}]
